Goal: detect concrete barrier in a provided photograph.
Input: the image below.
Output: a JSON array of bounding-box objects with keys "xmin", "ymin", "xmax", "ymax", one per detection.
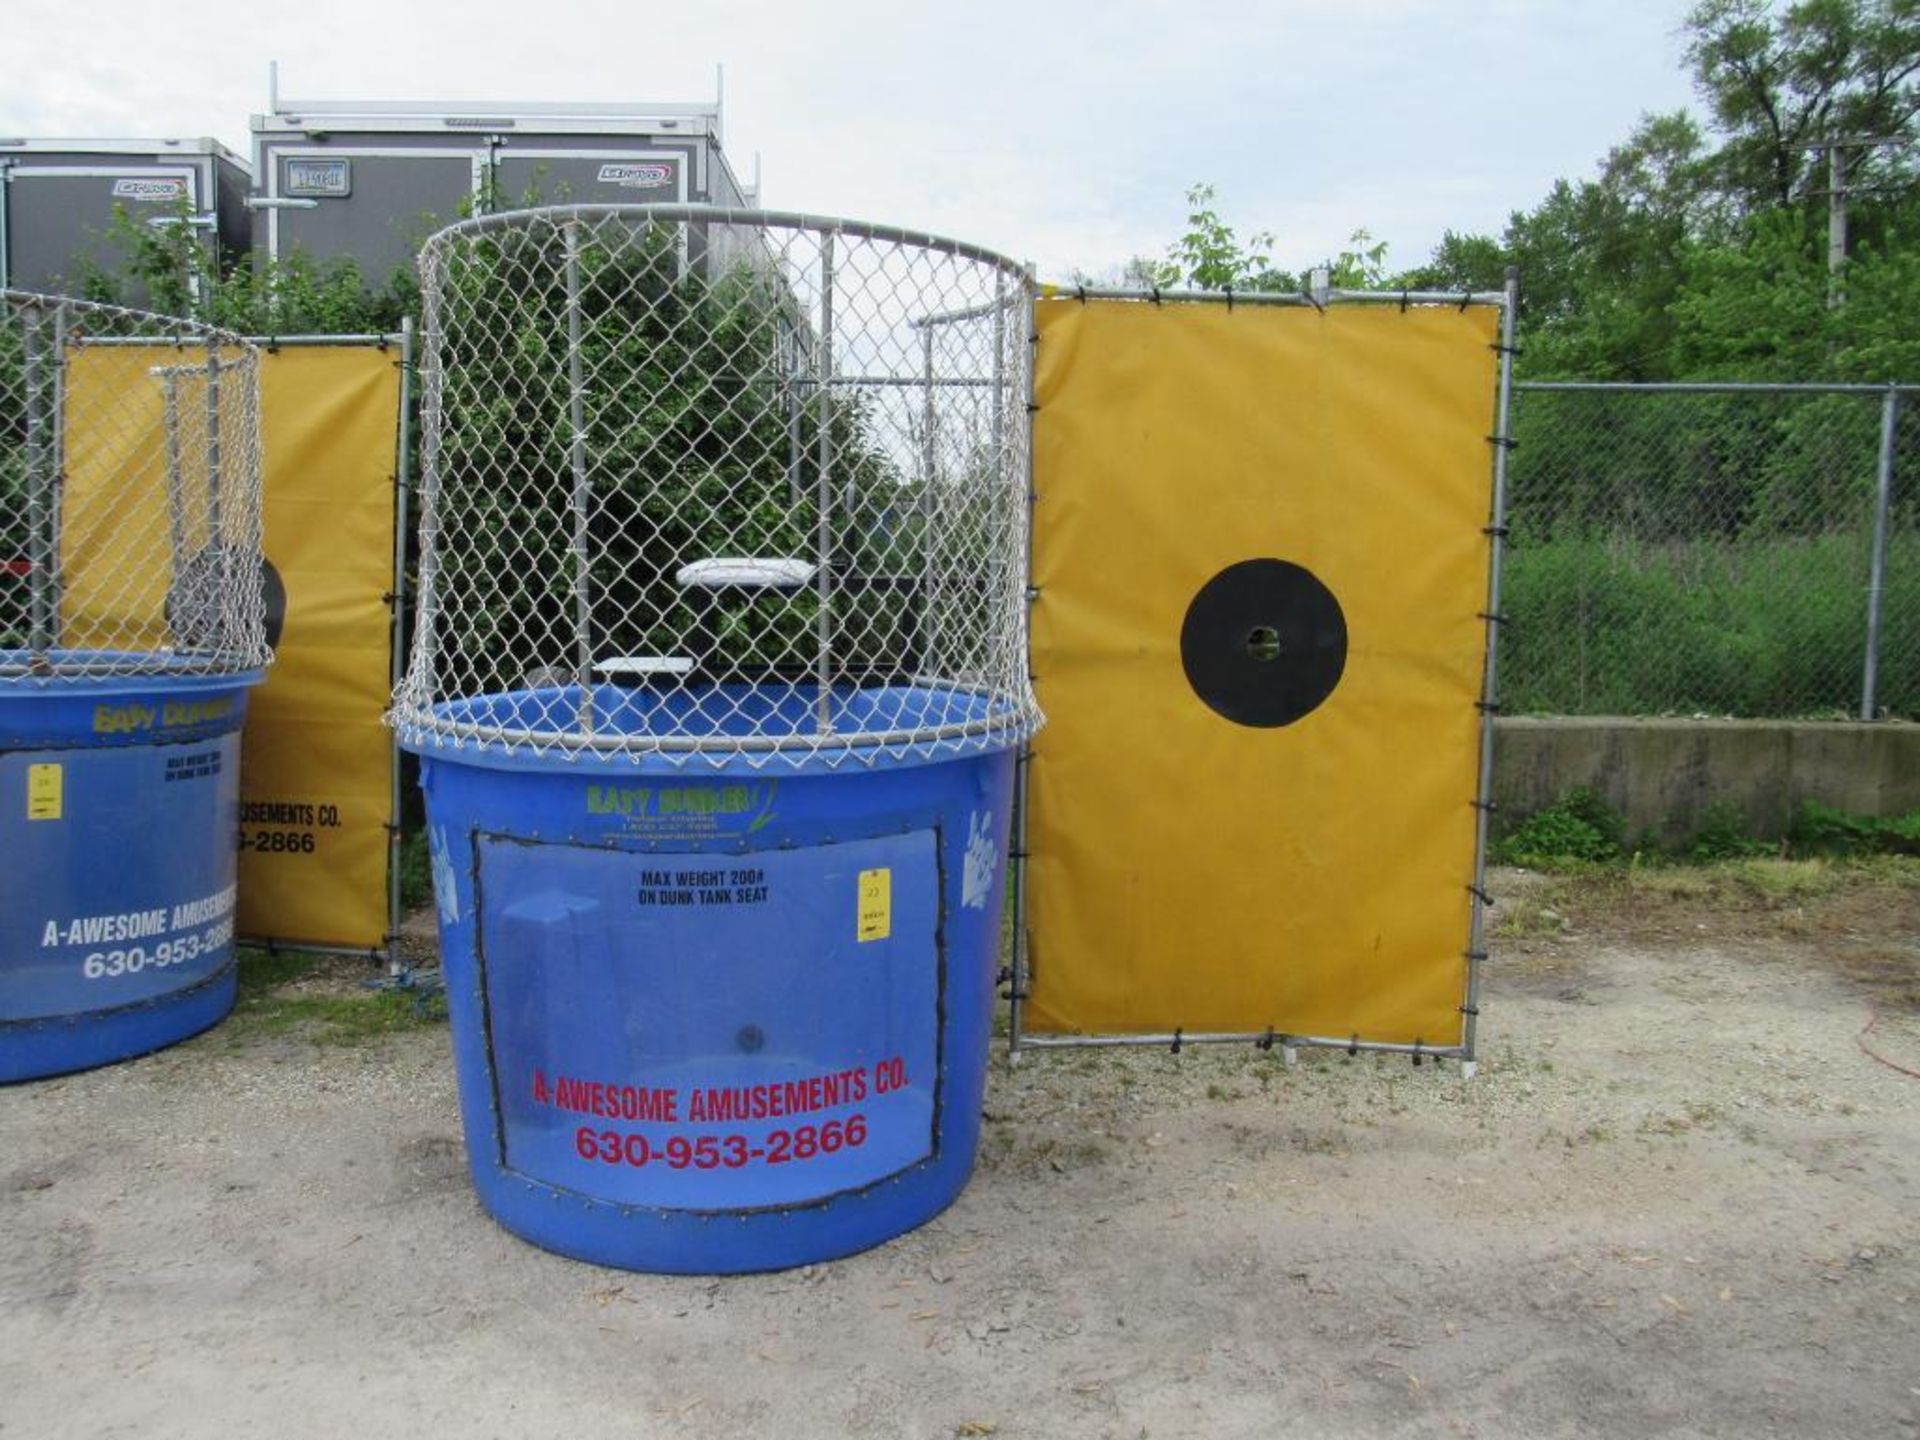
[{"xmin": 1493, "ymin": 717, "xmax": 1920, "ymax": 844}]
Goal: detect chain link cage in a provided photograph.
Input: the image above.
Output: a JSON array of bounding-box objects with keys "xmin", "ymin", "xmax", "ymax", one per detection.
[
  {"xmin": 391, "ymin": 206, "xmax": 1042, "ymax": 767},
  {"xmin": 0, "ymin": 292, "xmax": 268, "ymax": 679},
  {"xmin": 1505, "ymin": 385, "xmax": 1917, "ymax": 719}
]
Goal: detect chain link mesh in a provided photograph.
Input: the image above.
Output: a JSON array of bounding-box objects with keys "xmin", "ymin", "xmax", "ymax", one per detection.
[
  {"xmin": 392, "ymin": 206, "xmax": 1041, "ymax": 766},
  {"xmin": 0, "ymin": 292, "xmax": 268, "ymax": 678},
  {"xmin": 1505, "ymin": 385, "xmax": 1916, "ymax": 719}
]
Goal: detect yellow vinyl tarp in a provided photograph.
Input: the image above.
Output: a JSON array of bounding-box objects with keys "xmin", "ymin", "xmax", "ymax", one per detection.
[
  {"xmin": 1025, "ymin": 298, "xmax": 1499, "ymax": 1045},
  {"xmin": 59, "ymin": 346, "xmax": 244, "ymax": 650},
  {"xmin": 238, "ymin": 346, "xmax": 399, "ymax": 949},
  {"xmin": 61, "ymin": 342, "xmax": 400, "ymax": 950}
]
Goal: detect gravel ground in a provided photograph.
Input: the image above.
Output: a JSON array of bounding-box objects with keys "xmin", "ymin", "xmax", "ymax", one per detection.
[{"xmin": 2, "ymin": 862, "xmax": 1918, "ymax": 1440}]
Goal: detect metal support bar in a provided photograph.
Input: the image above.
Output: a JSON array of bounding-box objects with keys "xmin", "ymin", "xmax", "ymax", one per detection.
[
  {"xmin": 21, "ymin": 301, "xmax": 54, "ymax": 657},
  {"xmin": 48, "ymin": 303, "xmax": 68, "ymax": 631},
  {"xmin": 388, "ymin": 317, "xmax": 416, "ymax": 975},
  {"xmin": 203, "ymin": 339, "xmax": 224, "ymax": 543},
  {"xmin": 408, "ymin": 256, "xmax": 447, "ymax": 709},
  {"xmin": 161, "ymin": 372, "xmax": 185, "ymax": 582},
  {"xmin": 1009, "ymin": 748, "xmax": 1033, "ymax": 1057},
  {"xmin": 564, "ymin": 221, "xmax": 594, "ymax": 734},
  {"xmin": 785, "ymin": 327, "xmax": 804, "ymax": 506},
  {"xmin": 1520, "ymin": 379, "xmax": 1920, "ymax": 396},
  {"xmin": 789, "ymin": 373, "xmax": 1003, "ymax": 390},
  {"xmin": 1014, "ymin": 1031, "xmax": 1469, "ymax": 1059},
  {"xmin": 1048, "ymin": 284, "xmax": 1508, "ymax": 310},
  {"xmin": 1009, "ymin": 269, "xmax": 1040, "ymax": 1057},
  {"xmin": 1862, "ymin": 385, "xmax": 1899, "ymax": 720},
  {"xmin": 1463, "ymin": 269, "xmax": 1520, "ymax": 1062},
  {"xmin": 919, "ymin": 325, "xmax": 939, "ymax": 671},
  {"xmin": 65, "ymin": 341, "xmax": 251, "ymax": 367},
  {"xmin": 813, "ymin": 229, "xmax": 837, "ymax": 733}
]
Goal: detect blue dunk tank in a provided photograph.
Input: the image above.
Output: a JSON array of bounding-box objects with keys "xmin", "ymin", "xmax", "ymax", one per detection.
[
  {"xmin": 394, "ymin": 206, "xmax": 1041, "ymax": 1271},
  {"xmin": 0, "ymin": 294, "xmax": 270, "ymax": 1082}
]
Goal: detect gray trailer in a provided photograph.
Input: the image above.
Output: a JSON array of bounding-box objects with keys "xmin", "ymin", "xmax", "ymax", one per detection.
[
  {"xmin": 251, "ymin": 89, "xmax": 756, "ymax": 286},
  {"xmin": 0, "ymin": 138, "xmax": 252, "ymax": 298}
]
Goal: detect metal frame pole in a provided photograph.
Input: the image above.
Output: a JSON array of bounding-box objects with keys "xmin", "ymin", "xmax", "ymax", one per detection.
[
  {"xmin": 1862, "ymin": 384, "xmax": 1899, "ymax": 720},
  {"xmin": 1462, "ymin": 268, "xmax": 1520, "ymax": 1069},
  {"xmin": 48, "ymin": 302, "xmax": 68, "ymax": 633},
  {"xmin": 786, "ymin": 324, "xmax": 805, "ymax": 506},
  {"xmin": 410, "ymin": 264, "xmax": 446, "ymax": 711},
  {"xmin": 564, "ymin": 221, "xmax": 594, "ymax": 733},
  {"xmin": 813, "ymin": 229, "xmax": 837, "ymax": 732},
  {"xmin": 1009, "ymin": 271, "xmax": 1039, "ymax": 1058},
  {"xmin": 919, "ymin": 324, "xmax": 938, "ymax": 667},
  {"xmin": 162, "ymin": 372, "xmax": 185, "ymax": 583},
  {"xmin": 388, "ymin": 317, "xmax": 416, "ymax": 974},
  {"xmin": 21, "ymin": 301, "xmax": 54, "ymax": 657},
  {"xmin": 203, "ymin": 337, "xmax": 224, "ymax": 544}
]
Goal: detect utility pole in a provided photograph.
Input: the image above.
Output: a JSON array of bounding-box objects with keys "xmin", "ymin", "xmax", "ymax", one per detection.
[
  {"xmin": 1828, "ymin": 142, "xmax": 1848, "ymax": 307},
  {"xmin": 1807, "ymin": 134, "xmax": 1907, "ymax": 308}
]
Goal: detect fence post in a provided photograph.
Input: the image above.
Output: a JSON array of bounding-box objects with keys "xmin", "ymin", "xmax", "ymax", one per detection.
[
  {"xmin": 813, "ymin": 228, "xmax": 837, "ymax": 733},
  {"xmin": 1861, "ymin": 384, "xmax": 1898, "ymax": 720},
  {"xmin": 564, "ymin": 219, "xmax": 593, "ymax": 735},
  {"xmin": 21, "ymin": 300, "xmax": 55, "ymax": 658},
  {"xmin": 1463, "ymin": 266, "xmax": 1520, "ymax": 1068}
]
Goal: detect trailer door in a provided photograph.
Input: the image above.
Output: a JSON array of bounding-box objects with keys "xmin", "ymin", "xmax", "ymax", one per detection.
[
  {"xmin": 3, "ymin": 165, "xmax": 199, "ymax": 296},
  {"xmin": 267, "ymin": 146, "xmax": 483, "ymax": 286}
]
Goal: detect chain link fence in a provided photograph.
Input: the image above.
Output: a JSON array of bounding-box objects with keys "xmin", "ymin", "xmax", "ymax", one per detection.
[
  {"xmin": 392, "ymin": 206, "xmax": 1040, "ymax": 767},
  {"xmin": 1504, "ymin": 382, "xmax": 1916, "ymax": 720},
  {"xmin": 0, "ymin": 292, "xmax": 268, "ymax": 677}
]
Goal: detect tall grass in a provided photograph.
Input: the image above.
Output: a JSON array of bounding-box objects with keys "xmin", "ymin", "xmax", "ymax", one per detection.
[{"xmin": 1501, "ymin": 531, "xmax": 1919, "ymax": 717}]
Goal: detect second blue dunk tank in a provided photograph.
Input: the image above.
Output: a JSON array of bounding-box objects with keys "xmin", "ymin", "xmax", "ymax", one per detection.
[
  {"xmin": 0, "ymin": 295, "xmax": 270, "ymax": 1081},
  {"xmin": 0, "ymin": 665, "xmax": 258, "ymax": 1083},
  {"xmin": 412, "ymin": 687, "xmax": 1016, "ymax": 1274}
]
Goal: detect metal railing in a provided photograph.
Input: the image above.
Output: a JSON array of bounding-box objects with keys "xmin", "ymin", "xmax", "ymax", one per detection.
[
  {"xmin": 0, "ymin": 292, "xmax": 269, "ymax": 678},
  {"xmin": 391, "ymin": 206, "xmax": 1041, "ymax": 768},
  {"xmin": 1506, "ymin": 381, "xmax": 1916, "ymax": 721}
]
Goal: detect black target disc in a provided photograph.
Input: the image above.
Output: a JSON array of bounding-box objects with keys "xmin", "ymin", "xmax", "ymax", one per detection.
[
  {"xmin": 259, "ymin": 556, "xmax": 287, "ymax": 652},
  {"xmin": 167, "ymin": 549, "xmax": 287, "ymax": 653},
  {"xmin": 1179, "ymin": 558, "xmax": 1347, "ymax": 727}
]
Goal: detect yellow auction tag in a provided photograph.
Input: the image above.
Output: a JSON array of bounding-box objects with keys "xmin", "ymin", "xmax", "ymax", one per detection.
[
  {"xmin": 856, "ymin": 868, "xmax": 891, "ymax": 942},
  {"xmin": 26, "ymin": 763, "xmax": 63, "ymax": 821}
]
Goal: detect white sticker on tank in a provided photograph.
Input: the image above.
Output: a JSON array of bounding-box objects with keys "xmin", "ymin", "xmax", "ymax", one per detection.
[
  {"xmin": 962, "ymin": 810, "xmax": 997, "ymax": 911},
  {"xmin": 431, "ymin": 826, "xmax": 461, "ymax": 925}
]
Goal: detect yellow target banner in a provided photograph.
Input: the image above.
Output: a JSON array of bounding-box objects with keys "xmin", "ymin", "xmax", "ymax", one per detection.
[{"xmin": 1024, "ymin": 297, "xmax": 1500, "ymax": 1046}]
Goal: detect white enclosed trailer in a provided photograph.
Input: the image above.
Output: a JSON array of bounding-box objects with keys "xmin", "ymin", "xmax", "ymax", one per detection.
[
  {"xmin": 0, "ymin": 138, "xmax": 252, "ymax": 298},
  {"xmin": 251, "ymin": 84, "xmax": 756, "ymax": 285}
]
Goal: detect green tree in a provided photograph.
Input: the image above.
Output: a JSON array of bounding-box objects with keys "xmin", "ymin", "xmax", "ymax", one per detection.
[
  {"xmin": 1501, "ymin": 111, "xmax": 1718, "ymax": 378},
  {"xmin": 1153, "ymin": 183, "xmax": 1286, "ymax": 290},
  {"xmin": 74, "ymin": 197, "xmax": 416, "ymax": 335},
  {"xmin": 1394, "ymin": 230, "xmax": 1509, "ymax": 292},
  {"xmin": 1686, "ymin": 0, "xmax": 1920, "ymax": 211}
]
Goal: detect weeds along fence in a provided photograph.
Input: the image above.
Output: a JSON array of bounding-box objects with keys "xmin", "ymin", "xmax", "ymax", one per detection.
[{"xmin": 1504, "ymin": 382, "xmax": 1917, "ymax": 721}]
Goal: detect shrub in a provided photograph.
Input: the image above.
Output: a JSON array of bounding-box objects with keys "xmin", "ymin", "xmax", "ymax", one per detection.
[{"xmin": 1494, "ymin": 787, "xmax": 1625, "ymax": 867}]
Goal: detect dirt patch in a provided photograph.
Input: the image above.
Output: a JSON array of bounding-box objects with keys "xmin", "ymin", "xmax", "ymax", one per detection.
[
  {"xmin": 1496, "ymin": 858, "xmax": 1920, "ymax": 1009},
  {"xmin": 3, "ymin": 865, "xmax": 1919, "ymax": 1439}
]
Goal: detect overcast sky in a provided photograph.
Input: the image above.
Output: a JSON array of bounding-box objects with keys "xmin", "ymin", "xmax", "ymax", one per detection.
[{"xmin": 2, "ymin": 0, "xmax": 1699, "ymax": 280}]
